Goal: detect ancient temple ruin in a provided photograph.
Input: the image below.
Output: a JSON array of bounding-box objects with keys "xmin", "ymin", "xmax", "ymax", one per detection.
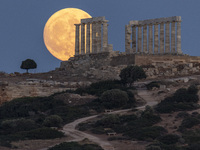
[
  {"xmin": 74, "ymin": 16, "xmax": 183, "ymax": 56},
  {"xmin": 60, "ymin": 15, "xmax": 200, "ymax": 80},
  {"xmin": 125, "ymin": 16, "xmax": 182, "ymax": 55},
  {"xmin": 74, "ymin": 16, "xmax": 113, "ymax": 55}
]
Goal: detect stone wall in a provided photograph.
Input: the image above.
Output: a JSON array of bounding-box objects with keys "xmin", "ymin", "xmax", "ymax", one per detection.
[{"xmin": 60, "ymin": 52, "xmax": 200, "ymax": 80}]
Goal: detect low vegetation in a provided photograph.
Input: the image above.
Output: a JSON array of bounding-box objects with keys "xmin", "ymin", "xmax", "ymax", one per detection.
[
  {"xmin": 48, "ymin": 142, "xmax": 103, "ymax": 150},
  {"xmin": 155, "ymin": 85, "xmax": 199, "ymax": 113},
  {"xmin": 0, "ymin": 95, "xmax": 90, "ymax": 147},
  {"xmin": 1, "ymin": 64, "xmax": 200, "ymax": 150},
  {"xmin": 79, "ymin": 106, "xmax": 164, "ymax": 141}
]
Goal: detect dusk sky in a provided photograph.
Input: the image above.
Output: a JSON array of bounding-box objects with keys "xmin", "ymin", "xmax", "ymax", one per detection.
[{"xmin": 0, "ymin": 0, "xmax": 200, "ymax": 73}]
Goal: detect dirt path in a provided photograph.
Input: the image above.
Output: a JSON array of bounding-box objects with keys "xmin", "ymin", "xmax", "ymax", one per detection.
[
  {"xmin": 40, "ymin": 109, "xmax": 131, "ymax": 150},
  {"xmin": 62, "ymin": 115, "xmax": 114, "ymax": 150},
  {"xmin": 40, "ymin": 88, "xmax": 158, "ymax": 150},
  {"xmin": 136, "ymin": 88, "xmax": 159, "ymax": 110}
]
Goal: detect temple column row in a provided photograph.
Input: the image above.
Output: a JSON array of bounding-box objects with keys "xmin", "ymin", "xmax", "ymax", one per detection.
[
  {"xmin": 75, "ymin": 21, "xmax": 108, "ymax": 55},
  {"xmin": 126, "ymin": 20, "xmax": 182, "ymax": 55}
]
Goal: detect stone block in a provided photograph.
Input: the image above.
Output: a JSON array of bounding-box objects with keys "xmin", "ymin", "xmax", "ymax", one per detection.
[
  {"xmin": 189, "ymin": 63, "xmax": 193, "ymax": 68},
  {"xmin": 172, "ymin": 68, "xmax": 177, "ymax": 73}
]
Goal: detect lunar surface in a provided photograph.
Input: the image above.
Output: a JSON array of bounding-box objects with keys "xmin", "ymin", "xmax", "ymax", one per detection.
[{"xmin": 43, "ymin": 8, "xmax": 91, "ymax": 61}]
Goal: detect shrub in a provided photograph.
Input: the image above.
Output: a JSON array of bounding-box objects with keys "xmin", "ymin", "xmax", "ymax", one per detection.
[
  {"xmin": 155, "ymin": 86, "xmax": 199, "ymax": 113},
  {"xmin": 100, "ymin": 89, "xmax": 129, "ymax": 109},
  {"xmin": 158, "ymin": 134, "xmax": 179, "ymax": 145},
  {"xmin": 43, "ymin": 115, "xmax": 63, "ymax": 127},
  {"xmin": 188, "ymin": 85, "xmax": 198, "ymax": 95},
  {"xmin": 48, "ymin": 142, "xmax": 103, "ymax": 150},
  {"xmin": 174, "ymin": 87, "xmax": 199, "ymax": 103},
  {"xmin": 146, "ymin": 146, "xmax": 161, "ymax": 150},
  {"xmin": 1, "ymin": 118, "xmax": 37, "ymax": 133},
  {"xmin": 75, "ymin": 80, "xmax": 123, "ymax": 96},
  {"xmin": 183, "ymin": 130, "xmax": 200, "ymax": 144},
  {"xmin": 95, "ymin": 114, "xmax": 120, "ymax": 128},
  {"xmin": 176, "ymin": 111, "xmax": 190, "ymax": 118},
  {"xmin": 187, "ymin": 142, "xmax": 200, "ymax": 150},
  {"xmin": 179, "ymin": 116, "xmax": 200, "ymax": 130},
  {"xmin": 90, "ymin": 127, "xmax": 105, "ymax": 134},
  {"xmin": 125, "ymin": 126, "xmax": 167, "ymax": 140},
  {"xmin": 146, "ymin": 81, "xmax": 160, "ymax": 90},
  {"xmin": 24, "ymin": 127, "xmax": 64, "ymax": 139}
]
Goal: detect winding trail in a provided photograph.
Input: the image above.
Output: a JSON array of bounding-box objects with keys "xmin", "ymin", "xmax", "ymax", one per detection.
[{"xmin": 40, "ymin": 85, "xmax": 158, "ymax": 150}]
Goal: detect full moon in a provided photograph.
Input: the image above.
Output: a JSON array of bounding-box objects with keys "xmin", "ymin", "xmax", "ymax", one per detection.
[{"xmin": 43, "ymin": 8, "xmax": 92, "ymax": 61}]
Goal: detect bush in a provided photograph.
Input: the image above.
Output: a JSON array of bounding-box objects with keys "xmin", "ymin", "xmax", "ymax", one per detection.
[
  {"xmin": 90, "ymin": 127, "xmax": 105, "ymax": 134},
  {"xmin": 176, "ymin": 111, "xmax": 190, "ymax": 119},
  {"xmin": 155, "ymin": 86, "xmax": 199, "ymax": 113},
  {"xmin": 75, "ymin": 80, "xmax": 123, "ymax": 96},
  {"xmin": 146, "ymin": 146, "xmax": 161, "ymax": 150},
  {"xmin": 1, "ymin": 118, "xmax": 37, "ymax": 133},
  {"xmin": 173, "ymin": 86, "xmax": 199, "ymax": 103},
  {"xmin": 158, "ymin": 134, "xmax": 179, "ymax": 145},
  {"xmin": 24, "ymin": 127, "xmax": 64, "ymax": 139},
  {"xmin": 179, "ymin": 117, "xmax": 200, "ymax": 131},
  {"xmin": 43, "ymin": 115, "xmax": 63, "ymax": 127},
  {"xmin": 125, "ymin": 126, "xmax": 167, "ymax": 140},
  {"xmin": 146, "ymin": 81, "xmax": 160, "ymax": 90},
  {"xmin": 95, "ymin": 114, "xmax": 120, "ymax": 128},
  {"xmin": 183, "ymin": 130, "xmax": 200, "ymax": 144},
  {"xmin": 187, "ymin": 142, "xmax": 200, "ymax": 150},
  {"xmin": 188, "ymin": 85, "xmax": 199, "ymax": 95},
  {"xmin": 100, "ymin": 89, "xmax": 129, "ymax": 109},
  {"xmin": 0, "ymin": 96, "xmax": 64, "ymax": 119},
  {"xmin": 48, "ymin": 142, "xmax": 103, "ymax": 150}
]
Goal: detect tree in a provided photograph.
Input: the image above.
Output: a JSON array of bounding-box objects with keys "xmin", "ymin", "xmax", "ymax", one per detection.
[
  {"xmin": 119, "ymin": 65, "xmax": 146, "ymax": 87},
  {"xmin": 100, "ymin": 89, "xmax": 129, "ymax": 109},
  {"xmin": 20, "ymin": 59, "xmax": 37, "ymax": 73},
  {"xmin": 43, "ymin": 115, "xmax": 63, "ymax": 128}
]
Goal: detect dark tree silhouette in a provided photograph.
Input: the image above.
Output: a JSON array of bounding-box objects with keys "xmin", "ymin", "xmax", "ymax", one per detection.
[
  {"xmin": 119, "ymin": 65, "xmax": 146, "ymax": 87},
  {"xmin": 20, "ymin": 59, "xmax": 37, "ymax": 73}
]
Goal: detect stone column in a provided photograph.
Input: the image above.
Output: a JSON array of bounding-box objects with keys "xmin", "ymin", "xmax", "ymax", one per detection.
[
  {"xmin": 143, "ymin": 25, "xmax": 147, "ymax": 53},
  {"xmin": 86, "ymin": 23, "xmax": 90, "ymax": 54},
  {"xmin": 102, "ymin": 21, "xmax": 108, "ymax": 51},
  {"xmin": 81, "ymin": 23, "xmax": 85, "ymax": 55},
  {"xmin": 75, "ymin": 24, "xmax": 80, "ymax": 55},
  {"xmin": 160, "ymin": 22, "xmax": 164, "ymax": 54},
  {"xmin": 165, "ymin": 22, "xmax": 170, "ymax": 53},
  {"xmin": 177, "ymin": 21, "xmax": 182, "ymax": 54},
  {"xmin": 96, "ymin": 22, "xmax": 102, "ymax": 53},
  {"xmin": 154, "ymin": 23, "xmax": 159, "ymax": 54},
  {"xmin": 137, "ymin": 25, "xmax": 142, "ymax": 53},
  {"xmin": 92, "ymin": 22, "xmax": 97, "ymax": 53},
  {"xmin": 148, "ymin": 24, "xmax": 153, "ymax": 54},
  {"xmin": 125, "ymin": 25, "xmax": 131, "ymax": 54},
  {"xmin": 132, "ymin": 25, "xmax": 137, "ymax": 53},
  {"xmin": 171, "ymin": 21, "xmax": 176, "ymax": 54}
]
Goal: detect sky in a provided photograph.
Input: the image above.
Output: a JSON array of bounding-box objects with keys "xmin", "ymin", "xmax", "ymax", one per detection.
[{"xmin": 0, "ymin": 0, "xmax": 200, "ymax": 73}]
